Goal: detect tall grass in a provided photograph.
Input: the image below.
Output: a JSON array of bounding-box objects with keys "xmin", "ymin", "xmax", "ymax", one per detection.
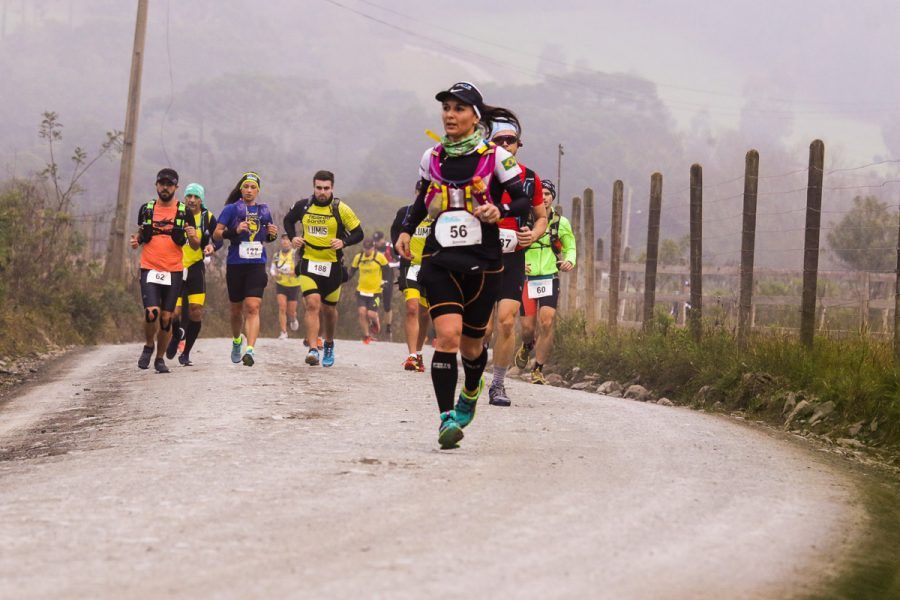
[{"xmin": 553, "ymin": 313, "xmax": 899, "ymax": 448}]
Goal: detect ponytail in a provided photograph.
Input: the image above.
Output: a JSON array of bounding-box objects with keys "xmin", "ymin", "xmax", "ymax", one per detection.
[
  {"xmin": 479, "ymin": 105, "xmax": 522, "ymax": 141},
  {"xmin": 225, "ymin": 182, "xmax": 243, "ymax": 206}
]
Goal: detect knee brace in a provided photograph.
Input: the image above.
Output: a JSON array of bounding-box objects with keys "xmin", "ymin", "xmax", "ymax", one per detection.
[
  {"xmin": 159, "ymin": 317, "xmax": 172, "ymax": 332},
  {"xmin": 145, "ymin": 308, "xmax": 159, "ymax": 323}
]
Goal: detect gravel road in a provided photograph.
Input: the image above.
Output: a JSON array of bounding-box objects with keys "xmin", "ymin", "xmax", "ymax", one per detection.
[{"xmin": 0, "ymin": 339, "xmax": 866, "ymax": 599}]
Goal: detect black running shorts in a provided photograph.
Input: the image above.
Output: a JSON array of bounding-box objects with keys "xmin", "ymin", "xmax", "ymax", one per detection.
[
  {"xmin": 419, "ymin": 260, "xmax": 502, "ymax": 339},
  {"xmin": 226, "ymin": 263, "xmax": 268, "ymax": 303},
  {"xmin": 497, "ymin": 250, "xmax": 526, "ymax": 303},
  {"xmin": 520, "ymin": 276, "xmax": 560, "ymax": 316},
  {"xmin": 356, "ymin": 292, "xmax": 381, "ymax": 311},
  {"xmin": 140, "ymin": 269, "xmax": 184, "ymax": 313},
  {"xmin": 276, "ymin": 283, "xmax": 300, "ymax": 302}
]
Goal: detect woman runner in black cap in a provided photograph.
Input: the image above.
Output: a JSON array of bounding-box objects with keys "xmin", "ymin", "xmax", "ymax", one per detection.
[{"xmin": 396, "ymin": 82, "xmax": 534, "ymax": 449}]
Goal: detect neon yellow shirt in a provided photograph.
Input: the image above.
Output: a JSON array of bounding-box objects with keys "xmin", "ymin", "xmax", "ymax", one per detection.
[
  {"xmin": 271, "ymin": 249, "xmax": 302, "ymax": 287},
  {"xmin": 410, "ymin": 216, "xmax": 433, "ymax": 266},
  {"xmin": 300, "ymin": 201, "xmax": 362, "ymax": 263},
  {"xmin": 351, "ymin": 250, "xmax": 388, "ymax": 295}
]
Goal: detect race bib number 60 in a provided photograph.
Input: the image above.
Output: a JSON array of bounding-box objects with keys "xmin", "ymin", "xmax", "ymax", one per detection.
[
  {"xmin": 527, "ymin": 277, "xmax": 553, "ymax": 299},
  {"xmin": 434, "ymin": 211, "xmax": 482, "ymax": 248}
]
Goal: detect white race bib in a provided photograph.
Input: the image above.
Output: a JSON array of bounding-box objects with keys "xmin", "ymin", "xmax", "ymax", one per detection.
[
  {"xmin": 527, "ymin": 277, "xmax": 553, "ymax": 299},
  {"xmin": 359, "ymin": 291, "xmax": 374, "ymax": 298},
  {"xmin": 498, "ymin": 228, "xmax": 518, "ymax": 253},
  {"xmin": 307, "ymin": 260, "xmax": 332, "ymax": 277},
  {"xmin": 434, "ymin": 211, "xmax": 482, "ymax": 248},
  {"xmin": 407, "ymin": 264, "xmax": 422, "ymax": 282},
  {"xmin": 146, "ymin": 269, "xmax": 172, "ymax": 286},
  {"xmin": 239, "ymin": 241, "xmax": 263, "ymax": 260}
]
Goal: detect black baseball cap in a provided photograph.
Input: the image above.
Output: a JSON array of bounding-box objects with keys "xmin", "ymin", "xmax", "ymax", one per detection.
[
  {"xmin": 435, "ymin": 81, "xmax": 483, "ymax": 109},
  {"xmin": 373, "ymin": 230, "xmax": 385, "ymax": 241},
  {"xmin": 156, "ymin": 168, "xmax": 179, "ymax": 185}
]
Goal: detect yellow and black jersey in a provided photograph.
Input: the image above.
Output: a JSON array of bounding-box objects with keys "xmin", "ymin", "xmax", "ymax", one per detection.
[
  {"xmin": 300, "ymin": 201, "xmax": 361, "ymax": 263},
  {"xmin": 351, "ymin": 250, "xmax": 388, "ymax": 295},
  {"xmin": 410, "ymin": 216, "xmax": 433, "ymax": 266}
]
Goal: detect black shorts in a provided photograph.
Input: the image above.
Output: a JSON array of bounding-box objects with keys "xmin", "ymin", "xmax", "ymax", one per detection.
[
  {"xmin": 520, "ymin": 276, "xmax": 561, "ymax": 316},
  {"xmin": 276, "ymin": 283, "xmax": 300, "ymax": 302},
  {"xmin": 356, "ymin": 292, "xmax": 381, "ymax": 311},
  {"xmin": 419, "ymin": 260, "xmax": 502, "ymax": 339},
  {"xmin": 226, "ymin": 263, "xmax": 268, "ymax": 303},
  {"xmin": 299, "ymin": 259, "xmax": 343, "ymax": 306},
  {"xmin": 140, "ymin": 269, "xmax": 184, "ymax": 313},
  {"xmin": 498, "ymin": 250, "xmax": 526, "ymax": 303},
  {"xmin": 181, "ymin": 261, "xmax": 206, "ymax": 303},
  {"xmin": 381, "ymin": 267, "xmax": 394, "ymax": 310}
]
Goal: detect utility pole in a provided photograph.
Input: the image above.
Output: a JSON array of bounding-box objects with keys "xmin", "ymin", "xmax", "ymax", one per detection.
[
  {"xmin": 623, "ymin": 186, "xmax": 633, "ymax": 253},
  {"xmin": 557, "ymin": 143, "xmax": 564, "ymax": 204},
  {"xmin": 105, "ymin": 0, "xmax": 149, "ymax": 280}
]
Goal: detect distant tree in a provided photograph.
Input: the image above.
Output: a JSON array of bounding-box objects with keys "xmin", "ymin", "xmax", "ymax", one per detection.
[
  {"xmin": 826, "ymin": 195, "xmax": 897, "ymax": 272},
  {"xmin": 38, "ymin": 111, "xmax": 122, "ymax": 211},
  {"xmin": 658, "ymin": 235, "xmax": 689, "ymax": 266}
]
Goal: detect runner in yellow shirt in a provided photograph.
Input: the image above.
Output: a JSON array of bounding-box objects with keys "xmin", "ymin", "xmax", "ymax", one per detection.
[
  {"xmin": 348, "ymin": 238, "xmax": 390, "ymax": 343},
  {"xmin": 270, "ymin": 234, "xmax": 302, "ymax": 340}
]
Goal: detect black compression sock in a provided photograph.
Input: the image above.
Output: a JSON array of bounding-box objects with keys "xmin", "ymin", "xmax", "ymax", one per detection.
[
  {"xmin": 183, "ymin": 319, "xmax": 202, "ymax": 354},
  {"xmin": 534, "ymin": 362, "xmax": 543, "ymax": 372},
  {"xmin": 430, "ymin": 351, "xmax": 458, "ymax": 413},
  {"xmin": 461, "ymin": 347, "xmax": 488, "ymax": 393}
]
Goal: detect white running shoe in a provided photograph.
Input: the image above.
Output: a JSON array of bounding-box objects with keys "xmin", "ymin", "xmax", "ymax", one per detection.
[
  {"xmin": 278, "ymin": 331, "xmax": 289, "ymax": 340},
  {"xmin": 289, "ymin": 318, "xmax": 300, "ymax": 331}
]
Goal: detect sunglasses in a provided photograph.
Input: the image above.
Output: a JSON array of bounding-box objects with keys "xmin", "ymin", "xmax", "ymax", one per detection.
[{"xmin": 492, "ymin": 135, "xmax": 519, "ymax": 146}]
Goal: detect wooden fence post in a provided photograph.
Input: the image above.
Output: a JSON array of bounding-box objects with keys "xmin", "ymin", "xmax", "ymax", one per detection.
[
  {"xmin": 583, "ymin": 188, "xmax": 596, "ymax": 323},
  {"xmin": 738, "ymin": 149, "xmax": 759, "ymax": 349},
  {"xmin": 596, "ymin": 238, "xmax": 604, "ymax": 263},
  {"xmin": 609, "ymin": 181, "xmax": 624, "ymax": 330},
  {"xmin": 566, "ymin": 196, "xmax": 582, "ymax": 315},
  {"xmin": 894, "ymin": 206, "xmax": 900, "ymax": 361},
  {"xmin": 643, "ymin": 173, "xmax": 663, "ymax": 332},
  {"xmin": 800, "ymin": 140, "xmax": 825, "ymax": 348},
  {"xmin": 689, "ymin": 164, "xmax": 703, "ymax": 341}
]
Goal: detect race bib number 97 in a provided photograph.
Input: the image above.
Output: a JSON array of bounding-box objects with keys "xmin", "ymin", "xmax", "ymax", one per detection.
[
  {"xmin": 498, "ymin": 228, "xmax": 517, "ymax": 253},
  {"xmin": 434, "ymin": 211, "xmax": 482, "ymax": 248}
]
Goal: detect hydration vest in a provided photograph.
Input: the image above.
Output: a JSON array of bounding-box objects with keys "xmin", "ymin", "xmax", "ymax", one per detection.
[
  {"xmin": 424, "ymin": 141, "xmax": 499, "ymax": 215},
  {"xmin": 233, "ymin": 200, "xmax": 274, "ymax": 242},
  {"xmin": 139, "ymin": 199, "xmax": 187, "ymax": 245},
  {"xmin": 293, "ymin": 197, "xmax": 347, "ymax": 251}
]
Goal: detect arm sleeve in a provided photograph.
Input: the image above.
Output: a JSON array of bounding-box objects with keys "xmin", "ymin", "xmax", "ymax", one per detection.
[
  {"xmin": 283, "ymin": 202, "xmax": 302, "ymax": 239},
  {"xmin": 560, "ymin": 217, "xmax": 577, "ymax": 265},
  {"xmin": 208, "ymin": 214, "xmax": 223, "ymax": 250},
  {"xmin": 402, "ymin": 179, "xmax": 429, "ymax": 236},
  {"xmin": 390, "ymin": 207, "xmax": 408, "ymax": 246},
  {"xmin": 344, "ymin": 225, "xmax": 364, "ymax": 247},
  {"xmin": 497, "ymin": 177, "xmax": 532, "ymax": 219}
]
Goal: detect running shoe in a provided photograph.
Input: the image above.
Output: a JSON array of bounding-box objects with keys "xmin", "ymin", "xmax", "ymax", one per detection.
[
  {"xmin": 489, "ymin": 384, "xmax": 511, "ymax": 407},
  {"xmin": 514, "ymin": 343, "xmax": 531, "ymax": 369},
  {"xmin": 242, "ymin": 348, "xmax": 255, "ymax": 367},
  {"xmin": 317, "ymin": 338, "xmax": 324, "ymax": 351},
  {"xmin": 230, "ymin": 337, "xmax": 243, "ymax": 364},
  {"xmin": 305, "ymin": 349, "xmax": 320, "ymax": 366},
  {"xmin": 531, "ymin": 368, "xmax": 548, "ymax": 385},
  {"xmin": 278, "ymin": 331, "xmax": 288, "ymax": 340},
  {"xmin": 454, "ymin": 377, "xmax": 484, "ymax": 429},
  {"xmin": 415, "ymin": 354, "xmax": 425, "ymax": 373},
  {"xmin": 322, "ymin": 342, "xmax": 335, "ymax": 368},
  {"xmin": 154, "ymin": 358, "xmax": 170, "ymax": 374},
  {"xmin": 138, "ymin": 345, "xmax": 154, "ymax": 370},
  {"xmin": 370, "ymin": 319, "xmax": 380, "ymax": 335},
  {"xmin": 165, "ymin": 327, "xmax": 183, "ymax": 360},
  {"xmin": 289, "ymin": 317, "xmax": 300, "ymax": 331},
  {"xmin": 403, "ymin": 355, "xmax": 417, "ymax": 371},
  {"xmin": 363, "ymin": 336, "xmax": 373, "ymax": 345},
  {"xmin": 177, "ymin": 339, "xmax": 186, "ymax": 353},
  {"xmin": 438, "ymin": 411, "xmax": 464, "ymax": 449},
  {"xmin": 178, "ymin": 353, "xmax": 192, "ymax": 366}
]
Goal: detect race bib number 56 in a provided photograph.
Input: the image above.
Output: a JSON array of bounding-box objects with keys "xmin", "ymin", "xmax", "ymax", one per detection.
[{"xmin": 434, "ymin": 211, "xmax": 482, "ymax": 248}]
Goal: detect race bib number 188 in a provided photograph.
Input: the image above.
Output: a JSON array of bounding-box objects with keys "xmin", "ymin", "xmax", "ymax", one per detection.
[
  {"xmin": 434, "ymin": 211, "xmax": 482, "ymax": 248},
  {"xmin": 307, "ymin": 260, "xmax": 332, "ymax": 277}
]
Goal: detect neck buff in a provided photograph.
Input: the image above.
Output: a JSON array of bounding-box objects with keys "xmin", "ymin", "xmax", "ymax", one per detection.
[{"xmin": 441, "ymin": 128, "xmax": 484, "ymax": 158}]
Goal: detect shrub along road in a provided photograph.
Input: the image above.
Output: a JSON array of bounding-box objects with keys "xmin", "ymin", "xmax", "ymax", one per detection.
[{"xmin": 0, "ymin": 340, "xmax": 872, "ymax": 598}]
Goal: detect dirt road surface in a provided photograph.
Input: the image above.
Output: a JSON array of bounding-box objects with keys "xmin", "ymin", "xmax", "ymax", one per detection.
[{"xmin": 0, "ymin": 339, "xmax": 866, "ymax": 599}]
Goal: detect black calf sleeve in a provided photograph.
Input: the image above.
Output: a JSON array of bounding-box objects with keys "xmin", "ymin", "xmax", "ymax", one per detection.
[
  {"xmin": 461, "ymin": 347, "xmax": 488, "ymax": 393},
  {"xmin": 183, "ymin": 319, "xmax": 202, "ymax": 354},
  {"xmin": 430, "ymin": 351, "xmax": 458, "ymax": 414}
]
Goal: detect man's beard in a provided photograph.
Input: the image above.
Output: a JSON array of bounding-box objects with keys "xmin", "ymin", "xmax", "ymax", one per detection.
[
  {"xmin": 314, "ymin": 193, "xmax": 333, "ymax": 205},
  {"xmin": 158, "ymin": 189, "xmax": 174, "ymax": 201}
]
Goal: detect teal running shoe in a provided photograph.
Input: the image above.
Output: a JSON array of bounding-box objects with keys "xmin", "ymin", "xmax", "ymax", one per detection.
[
  {"xmin": 230, "ymin": 336, "xmax": 243, "ymax": 364},
  {"xmin": 241, "ymin": 347, "xmax": 255, "ymax": 367},
  {"xmin": 322, "ymin": 341, "xmax": 335, "ymax": 368},
  {"xmin": 454, "ymin": 377, "xmax": 484, "ymax": 429},
  {"xmin": 438, "ymin": 411, "xmax": 464, "ymax": 449},
  {"xmin": 305, "ymin": 349, "xmax": 320, "ymax": 366}
]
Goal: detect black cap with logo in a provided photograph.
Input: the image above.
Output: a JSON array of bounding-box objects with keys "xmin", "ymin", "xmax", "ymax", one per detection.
[
  {"xmin": 435, "ymin": 81, "xmax": 484, "ymax": 108},
  {"xmin": 156, "ymin": 168, "xmax": 179, "ymax": 185}
]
